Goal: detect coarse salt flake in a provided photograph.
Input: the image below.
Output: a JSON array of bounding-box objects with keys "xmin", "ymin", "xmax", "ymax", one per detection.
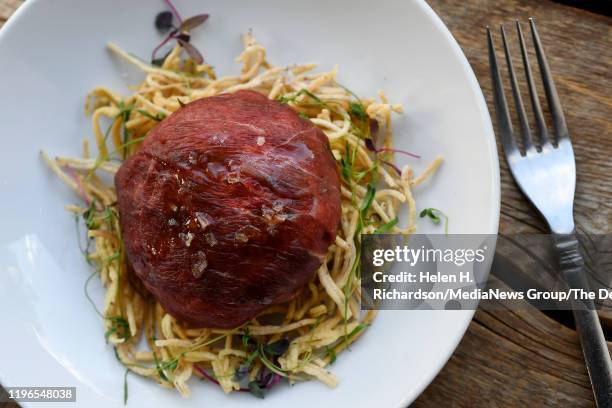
[
  {"xmin": 234, "ymin": 232, "xmax": 248, "ymax": 243},
  {"xmin": 205, "ymin": 232, "xmax": 218, "ymax": 247},
  {"xmin": 195, "ymin": 212, "xmax": 212, "ymax": 230},
  {"xmin": 192, "ymin": 251, "xmax": 208, "ymax": 278},
  {"xmin": 227, "ymin": 171, "xmax": 240, "ymax": 184},
  {"xmin": 179, "ymin": 231, "xmax": 195, "ymax": 247}
]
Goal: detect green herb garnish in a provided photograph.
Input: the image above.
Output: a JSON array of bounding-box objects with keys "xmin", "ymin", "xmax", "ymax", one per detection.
[
  {"xmin": 360, "ymin": 184, "xmax": 376, "ymax": 219},
  {"xmin": 123, "ymin": 369, "xmax": 130, "ymax": 405},
  {"xmin": 136, "ymin": 109, "xmax": 166, "ymax": 121},
  {"xmin": 104, "ymin": 251, "xmax": 121, "ymax": 264},
  {"xmin": 373, "ymin": 217, "xmax": 398, "ymax": 234},
  {"xmin": 348, "ymin": 323, "xmax": 370, "ymax": 341},
  {"xmin": 349, "ymin": 101, "xmax": 367, "ymax": 121},
  {"xmin": 241, "ymin": 329, "xmax": 251, "ymax": 350},
  {"xmin": 234, "ymin": 350, "xmax": 258, "ymax": 381},
  {"xmin": 83, "ymin": 199, "xmax": 99, "ymax": 230},
  {"xmin": 87, "ymin": 135, "xmax": 147, "ymax": 179},
  {"xmin": 257, "ymin": 343, "xmax": 289, "ymax": 378},
  {"xmin": 325, "ymin": 346, "xmax": 337, "ymax": 364},
  {"xmin": 248, "ymin": 380, "xmax": 265, "ymax": 399},
  {"xmin": 419, "ymin": 208, "xmax": 449, "ymax": 235},
  {"xmin": 105, "ymin": 316, "xmax": 130, "ymax": 342},
  {"xmin": 263, "ymin": 339, "xmax": 290, "ymax": 356},
  {"xmin": 117, "ymin": 101, "xmax": 133, "ymax": 150},
  {"xmin": 277, "ymin": 88, "xmax": 323, "ymax": 105},
  {"xmin": 153, "ymin": 353, "xmax": 178, "ymax": 383}
]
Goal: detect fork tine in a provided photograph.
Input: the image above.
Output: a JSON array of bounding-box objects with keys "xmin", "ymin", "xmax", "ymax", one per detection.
[
  {"xmin": 487, "ymin": 27, "xmax": 519, "ymax": 157},
  {"xmin": 529, "ymin": 18, "xmax": 569, "ymax": 141},
  {"xmin": 500, "ymin": 24, "xmax": 535, "ymax": 154},
  {"xmin": 516, "ymin": 20, "xmax": 550, "ymax": 147}
]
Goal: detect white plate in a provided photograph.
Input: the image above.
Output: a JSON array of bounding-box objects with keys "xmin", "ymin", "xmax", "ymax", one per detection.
[{"xmin": 0, "ymin": 0, "xmax": 499, "ymax": 407}]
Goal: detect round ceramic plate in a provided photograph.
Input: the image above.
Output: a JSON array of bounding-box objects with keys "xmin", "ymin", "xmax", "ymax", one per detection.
[{"xmin": 0, "ymin": 0, "xmax": 499, "ymax": 407}]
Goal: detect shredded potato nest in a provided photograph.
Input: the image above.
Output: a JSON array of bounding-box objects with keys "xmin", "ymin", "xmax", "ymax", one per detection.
[{"xmin": 43, "ymin": 32, "xmax": 442, "ymax": 398}]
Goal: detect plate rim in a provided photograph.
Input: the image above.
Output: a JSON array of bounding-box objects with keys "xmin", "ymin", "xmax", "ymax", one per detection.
[{"xmin": 397, "ymin": 2, "xmax": 501, "ymax": 405}]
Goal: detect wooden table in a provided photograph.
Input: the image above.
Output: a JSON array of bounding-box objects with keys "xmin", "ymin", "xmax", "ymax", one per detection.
[{"xmin": 1, "ymin": 0, "xmax": 610, "ymax": 406}]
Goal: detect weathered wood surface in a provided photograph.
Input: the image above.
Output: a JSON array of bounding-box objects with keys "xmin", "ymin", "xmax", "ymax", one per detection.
[
  {"xmin": 0, "ymin": 0, "xmax": 19, "ymax": 26},
  {"xmin": 1, "ymin": 0, "xmax": 610, "ymax": 406},
  {"xmin": 415, "ymin": 0, "xmax": 611, "ymax": 407}
]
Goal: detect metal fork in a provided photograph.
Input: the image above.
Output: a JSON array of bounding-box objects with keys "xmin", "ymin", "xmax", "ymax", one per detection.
[{"xmin": 487, "ymin": 19, "xmax": 612, "ymax": 407}]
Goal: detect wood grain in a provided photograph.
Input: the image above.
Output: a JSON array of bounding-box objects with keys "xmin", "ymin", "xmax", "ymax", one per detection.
[
  {"xmin": 0, "ymin": 0, "xmax": 610, "ymax": 407},
  {"xmin": 425, "ymin": 0, "xmax": 612, "ymax": 237},
  {"xmin": 414, "ymin": 0, "xmax": 611, "ymax": 407},
  {"xmin": 0, "ymin": 0, "xmax": 20, "ymax": 27}
]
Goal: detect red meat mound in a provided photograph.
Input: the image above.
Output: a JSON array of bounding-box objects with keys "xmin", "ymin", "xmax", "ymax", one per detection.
[{"xmin": 115, "ymin": 90, "xmax": 341, "ymax": 328}]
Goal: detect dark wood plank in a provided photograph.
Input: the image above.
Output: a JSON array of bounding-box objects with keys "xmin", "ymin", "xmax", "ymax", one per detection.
[
  {"xmin": 415, "ymin": 0, "xmax": 612, "ymax": 406},
  {"xmin": 426, "ymin": 0, "xmax": 612, "ymax": 238},
  {"xmin": 0, "ymin": 0, "xmax": 21, "ymax": 27},
  {"xmin": 552, "ymin": 0, "xmax": 612, "ymax": 17}
]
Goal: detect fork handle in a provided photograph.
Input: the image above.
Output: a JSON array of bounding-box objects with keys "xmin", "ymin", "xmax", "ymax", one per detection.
[{"xmin": 554, "ymin": 232, "xmax": 612, "ymax": 408}]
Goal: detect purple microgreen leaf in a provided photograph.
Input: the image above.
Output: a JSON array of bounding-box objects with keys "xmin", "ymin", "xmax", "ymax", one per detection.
[
  {"xmin": 155, "ymin": 11, "xmax": 174, "ymax": 31},
  {"xmin": 180, "ymin": 14, "xmax": 209, "ymax": 31},
  {"xmin": 234, "ymin": 363, "xmax": 250, "ymax": 381},
  {"xmin": 163, "ymin": 0, "xmax": 183, "ymax": 24},
  {"xmin": 366, "ymin": 137, "xmax": 420, "ymax": 159},
  {"xmin": 369, "ymin": 118, "xmax": 380, "ymax": 144},
  {"xmin": 377, "ymin": 147, "xmax": 420, "ymax": 159},
  {"xmin": 381, "ymin": 160, "xmax": 401, "ymax": 175},
  {"xmin": 263, "ymin": 339, "xmax": 289, "ymax": 356},
  {"xmin": 151, "ymin": 29, "xmax": 178, "ymax": 63},
  {"xmin": 151, "ymin": 50, "xmax": 171, "ymax": 67},
  {"xmin": 266, "ymin": 373, "xmax": 282, "ymax": 389},
  {"xmin": 365, "ymin": 138, "xmax": 377, "ymax": 152},
  {"xmin": 175, "ymin": 32, "xmax": 191, "ymax": 43},
  {"xmin": 177, "ymin": 38, "xmax": 204, "ymax": 64},
  {"xmin": 193, "ymin": 364, "xmax": 220, "ymax": 385}
]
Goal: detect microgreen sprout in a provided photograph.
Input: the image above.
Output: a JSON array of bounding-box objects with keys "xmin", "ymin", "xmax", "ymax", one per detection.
[
  {"xmin": 151, "ymin": 1, "xmax": 209, "ymax": 65},
  {"xmin": 419, "ymin": 208, "xmax": 449, "ymax": 235}
]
